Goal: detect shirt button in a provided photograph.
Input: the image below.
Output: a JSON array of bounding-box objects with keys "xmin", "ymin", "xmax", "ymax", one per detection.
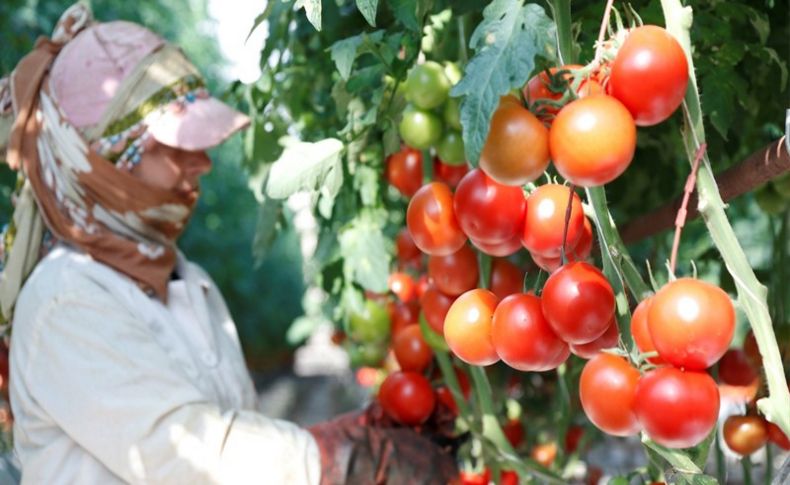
[{"xmin": 201, "ymin": 351, "xmax": 218, "ymax": 367}]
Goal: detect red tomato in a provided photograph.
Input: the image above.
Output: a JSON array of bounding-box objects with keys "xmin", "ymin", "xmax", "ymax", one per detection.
[
  {"xmin": 389, "ymin": 300, "xmax": 420, "ymax": 336},
  {"xmin": 492, "ymin": 293, "xmax": 570, "ymax": 371},
  {"xmin": 388, "ymin": 272, "xmax": 417, "ymax": 303},
  {"xmin": 634, "ymin": 367, "xmax": 719, "ymax": 448},
  {"xmin": 530, "ymin": 442, "xmax": 557, "ymax": 467},
  {"xmin": 743, "ymin": 330, "xmax": 761, "ymax": 367},
  {"xmin": 718, "ymin": 349, "xmax": 759, "ymax": 386},
  {"xmin": 767, "ymin": 422, "xmax": 790, "ymax": 450},
  {"xmin": 550, "ymin": 95, "xmax": 636, "ymax": 187},
  {"xmin": 385, "ymin": 146, "xmax": 423, "ymax": 197},
  {"xmin": 647, "ymin": 278, "xmax": 735, "ymax": 370},
  {"xmin": 393, "ymin": 324, "xmax": 433, "ymax": 373},
  {"xmin": 444, "ymin": 289, "xmax": 500, "ymax": 366},
  {"xmin": 420, "ymin": 285, "xmax": 455, "ymax": 336},
  {"xmin": 407, "ymin": 182, "xmax": 467, "ymax": 256},
  {"xmin": 503, "ymin": 418, "xmax": 526, "ymax": 447},
  {"xmin": 572, "ymin": 217, "xmax": 594, "ymax": 260},
  {"xmin": 489, "ymin": 258, "xmax": 523, "ymax": 300},
  {"xmin": 471, "ymin": 235, "xmax": 522, "ymax": 257},
  {"xmin": 630, "ymin": 297, "xmax": 665, "ymax": 365},
  {"xmin": 723, "ymin": 415, "xmax": 768, "ymax": 456},
  {"xmin": 541, "ymin": 262, "xmax": 615, "ymax": 344},
  {"xmin": 531, "ymin": 252, "xmax": 562, "ymax": 273},
  {"xmin": 415, "ymin": 274, "xmax": 430, "ymax": 299},
  {"xmin": 458, "ymin": 469, "xmax": 490, "ymax": 485},
  {"xmin": 579, "ymin": 353, "xmax": 641, "ymax": 436},
  {"xmin": 378, "ymin": 371, "xmax": 436, "ymax": 426},
  {"xmin": 501, "ymin": 470, "xmax": 518, "ymax": 485},
  {"xmin": 522, "ymin": 184, "xmax": 584, "ymax": 258},
  {"xmin": 564, "ymin": 425, "xmax": 584, "ymax": 453},
  {"xmin": 480, "ymin": 97, "xmax": 550, "ymax": 186},
  {"xmin": 396, "ymin": 228, "xmax": 422, "ymax": 267},
  {"xmin": 454, "ymin": 168, "xmax": 527, "ymax": 244},
  {"xmin": 428, "ymin": 245, "xmax": 479, "ymax": 296},
  {"xmin": 434, "ymin": 157, "xmax": 469, "ymax": 188},
  {"xmin": 570, "ymin": 317, "xmax": 620, "ymax": 359},
  {"xmin": 608, "ymin": 25, "xmax": 689, "ymax": 126}
]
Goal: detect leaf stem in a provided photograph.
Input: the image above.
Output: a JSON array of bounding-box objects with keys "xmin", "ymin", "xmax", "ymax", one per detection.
[
  {"xmin": 560, "ymin": 184, "xmax": 576, "ymax": 265},
  {"xmin": 669, "ymin": 142, "xmax": 707, "ymax": 274},
  {"xmin": 594, "ymin": 0, "xmax": 616, "ymax": 60}
]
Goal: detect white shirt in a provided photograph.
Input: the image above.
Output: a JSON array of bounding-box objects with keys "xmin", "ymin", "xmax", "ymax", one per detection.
[{"xmin": 9, "ymin": 245, "xmax": 321, "ymax": 484}]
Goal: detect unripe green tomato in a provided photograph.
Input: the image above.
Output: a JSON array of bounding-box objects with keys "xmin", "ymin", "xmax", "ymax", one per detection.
[
  {"xmin": 444, "ymin": 97, "xmax": 462, "ymax": 131},
  {"xmin": 755, "ymin": 185, "xmax": 788, "ymax": 215},
  {"xmin": 348, "ymin": 299, "xmax": 391, "ymax": 344},
  {"xmin": 405, "ymin": 61, "xmax": 451, "ymax": 110},
  {"xmin": 399, "ymin": 107, "xmax": 443, "ymax": 150},
  {"xmin": 347, "ymin": 342, "xmax": 387, "ymax": 367},
  {"xmin": 436, "ymin": 130, "xmax": 466, "ymax": 166},
  {"xmin": 444, "ymin": 62, "xmax": 463, "ymax": 85},
  {"xmin": 772, "ymin": 172, "xmax": 790, "ymax": 199}
]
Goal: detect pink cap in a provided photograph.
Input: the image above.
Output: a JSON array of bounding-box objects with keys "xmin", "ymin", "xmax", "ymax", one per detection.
[{"xmin": 50, "ymin": 21, "xmax": 249, "ymax": 151}]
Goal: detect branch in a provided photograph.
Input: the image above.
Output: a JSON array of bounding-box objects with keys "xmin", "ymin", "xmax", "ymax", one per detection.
[{"xmin": 620, "ymin": 139, "xmax": 790, "ymax": 244}]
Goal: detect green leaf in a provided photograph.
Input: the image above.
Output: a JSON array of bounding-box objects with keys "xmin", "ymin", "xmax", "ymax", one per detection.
[
  {"xmin": 389, "ymin": 0, "xmax": 419, "ymax": 31},
  {"xmin": 330, "ymin": 35, "xmax": 366, "ymax": 80},
  {"xmin": 451, "ymin": 0, "xmax": 556, "ymax": 165},
  {"xmin": 296, "ymin": 0, "xmax": 322, "ymax": 31},
  {"xmin": 701, "ymin": 74, "xmax": 736, "ymax": 140},
  {"xmin": 265, "ymin": 138, "xmax": 345, "ymax": 201},
  {"xmin": 246, "ymin": 1, "xmax": 275, "ymax": 42},
  {"xmin": 642, "ymin": 436, "xmax": 716, "ymax": 484},
  {"xmin": 339, "ymin": 212, "xmax": 392, "ymax": 292},
  {"xmin": 762, "ymin": 47, "xmax": 788, "ymax": 91},
  {"xmin": 353, "ymin": 165, "xmax": 380, "ymax": 207},
  {"xmin": 356, "ymin": 0, "xmax": 378, "ymax": 27}
]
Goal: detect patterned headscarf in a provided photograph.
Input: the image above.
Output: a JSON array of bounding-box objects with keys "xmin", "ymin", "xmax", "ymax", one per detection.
[{"xmin": 0, "ymin": 4, "xmax": 208, "ymax": 325}]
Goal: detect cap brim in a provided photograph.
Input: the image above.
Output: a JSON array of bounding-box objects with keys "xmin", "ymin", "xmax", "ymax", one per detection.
[{"xmin": 147, "ymin": 97, "xmax": 250, "ymax": 151}]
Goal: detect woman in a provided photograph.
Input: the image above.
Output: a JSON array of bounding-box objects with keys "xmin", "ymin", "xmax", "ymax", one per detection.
[{"xmin": 0, "ymin": 5, "xmax": 456, "ymax": 484}]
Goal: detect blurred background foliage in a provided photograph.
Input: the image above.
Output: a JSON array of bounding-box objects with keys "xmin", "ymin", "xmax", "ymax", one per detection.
[{"xmin": 0, "ymin": 0, "xmax": 305, "ymax": 370}]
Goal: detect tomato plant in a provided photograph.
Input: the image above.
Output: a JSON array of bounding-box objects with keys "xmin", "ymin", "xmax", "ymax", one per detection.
[
  {"xmin": 488, "ymin": 258, "xmax": 523, "ymax": 301},
  {"xmin": 630, "ymin": 297, "xmax": 665, "ymax": 365},
  {"xmin": 405, "ymin": 61, "xmax": 451, "ymax": 110},
  {"xmin": 407, "ymin": 182, "xmax": 467, "ymax": 256},
  {"xmin": 444, "ymin": 289, "xmax": 500, "ymax": 366},
  {"xmin": 579, "ymin": 353, "xmax": 641, "ymax": 436},
  {"xmin": 399, "ymin": 107, "xmax": 443, "ymax": 150},
  {"xmin": 378, "ymin": 371, "xmax": 436, "ymax": 426},
  {"xmin": 454, "ymin": 168, "xmax": 526, "ymax": 244}
]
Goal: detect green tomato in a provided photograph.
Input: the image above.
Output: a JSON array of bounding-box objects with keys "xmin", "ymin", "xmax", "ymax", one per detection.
[
  {"xmin": 405, "ymin": 61, "xmax": 451, "ymax": 110},
  {"xmin": 444, "ymin": 62, "xmax": 463, "ymax": 86},
  {"xmin": 755, "ymin": 185, "xmax": 788, "ymax": 215},
  {"xmin": 399, "ymin": 107, "xmax": 443, "ymax": 150},
  {"xmin": 348, "ymin": 299, "xmax": 391, "ymax": 344},
  {"xmin": 444, "ymin": 97, "xmax": 462, "ymax": 131},
  {"xmin": 347, "ymin": 342, "xmax": 387, "ymax": 367},
  {"xmin": 436, "ymin": 130, "xmax": 466, "ymax": 166},
  {"xmin": 772, "ymin": 172, "xmax": 790, "ymax": 199}
]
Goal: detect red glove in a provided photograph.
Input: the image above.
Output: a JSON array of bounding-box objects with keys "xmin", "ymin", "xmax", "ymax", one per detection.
[{"xmin": 308, "ymin": 402, "xmax": 460, "ymax": 485}]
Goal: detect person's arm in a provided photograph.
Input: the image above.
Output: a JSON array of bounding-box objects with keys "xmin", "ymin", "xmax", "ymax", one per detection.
[{"xmin": 15, "ymin": 287, "xmax": 320, "ymax": 484}]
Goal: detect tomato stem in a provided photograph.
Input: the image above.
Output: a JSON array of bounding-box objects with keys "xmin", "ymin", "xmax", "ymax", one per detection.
[
  {"xmin": 560, "ymin": 184, "xmax": 576, "ymax": 265},
  {"xmin": 669, "ymin": 143, "xmax": 707, "ymax": 275},
  {"xmin": 594, "ymin": 0, "xmax": 616, "ymax": 61},
  {"xmin": 421, "ymin": 148, "xmax": 433, "ymax": 184},
  {"xmin": 741, "ymin": 455, "xmax": 753, "ymax": 485}
]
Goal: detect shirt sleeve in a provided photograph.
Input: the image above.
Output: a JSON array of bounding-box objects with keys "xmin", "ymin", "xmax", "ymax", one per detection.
[{"xmin": 15, "ymin": 286, "xmax": 321, "ymax": 484}]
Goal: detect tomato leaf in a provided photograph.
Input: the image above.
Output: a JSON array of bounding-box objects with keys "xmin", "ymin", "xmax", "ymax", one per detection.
[
  {"xmin": 296, "ymin": 0, "xmax": 322, "ymax": 31},
  {"xmin": 252, "ymin": 193, "xmax": 284, "ymax": 265},
  {"xmin": 451, "ymin": 0, "xmax": 555, "ymax": 165},
  {"xmin": 388, "ymin": 0, "xmax": 420, "ymax": 31},
  {"xmin": 356, "ymin": 0, "xmax": 379, "ymax": 27},
  {"xmin": 329, "ymin": 31, "xmax": 385, "ymax": 80},
  {"xmin": 246, "ymin": 2, "xmax": 275, "ymax": 42},
  {"xmin": 339, "ymin": 211, "xmax": 392, "ymax": 292},
  {"xmin": 265, "ymin": 138, "xmax": 345, "ymax": 204},
  {"xmin": 642, "ymin": 436, "xmax": 716, "ymax": 485}
]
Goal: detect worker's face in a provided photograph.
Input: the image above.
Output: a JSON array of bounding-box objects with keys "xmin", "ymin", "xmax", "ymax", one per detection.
[{"xmin": 132, "ymin": 141, "xmax": 212, "ymax": 198}]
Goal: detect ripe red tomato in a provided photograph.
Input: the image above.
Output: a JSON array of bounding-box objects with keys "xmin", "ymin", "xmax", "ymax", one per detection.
[
  {"xmin": 723, "ymin": 415, "xmax": 768, "ymax": 456},
  {"xmin": 396, "ymin": 228, "xmax": 422, "ymax": 267},
  {"xmin": 608, "ymin": 25, "xmax": 689, "ymax": 126},
  {"xmin": 634, "ymin": 367, "xmax": 719, "ymax": 448},
  {"xmin": 570, "ymin": 317, "xmax": 620, "ymax": 359},
  {"xmin": 389, "ymin": 300, "xmax": 420, "ymax": 336},
  {"xmin": 415, "ymin": 274, "xmax": 430, "ymax": 299},
  {"xmin": 647, "ymin": 278, "xmax": 735, "ymax": 370},
  {"xmin": 531, "ymin": 252, "xmax": 562, "ymax": 273},
  {"xmin": 471, "ymin": 235, "xmax": 522, "ymax": 257},
  {"xmin": 500, "ymin": 470, "xmax": 518, "ymax": 485},
  {"xmin": 444, "ymin": 289, "xmax": 500, "ymax": 366},
  {"xmin": 522, "ymin": 184, "xmax": 584, "ymax": 258},
  {"xmin": 433, "ymin": 157, "xmax": 469, "ymax": 188},
  {"xmin": 492, "ymin": 293, "xmax": 570, "ymax": 371},
  {"xmin": 428, "ymin": 245, "xmax": 479, "ymax": 296},
  {"xmin": 767, "ymin": 422, "xmax": 790, "ymax": 450},
  {"xmin": 541, "ymin": 262, "xmax": 615, "ymax": 344},
  {"xmin": 392, "ymin": 324, "xmax": 434, "ymax": 373},
  {"xmin": 420, "ymin": 285, "xmax": 455, "ymax": 336},
  {"xmin": 630, "ymin": 297, "xmax": 665, "ymax": 365},
  {"xmin": 458, "ymin": 469, "xmax": 490, "ymax": 485},
  {"xmin": 479, "ymin": 97, "xmax": 550, "ymax": 186},
  {"xmin": 378, "ymin": 371, "xmax": 436, "ymax": 426},
  {"xmin": 550, "ymin": 95, "xmax": 636, "ymax": 187},
  {"xmin": 579, "ymin": 353, "xmax": 641, "ymax": 436},
  {"xmin": 564, "ymin": 425, "xmax": 584, "ymax": 453},
  {"xmin": 386, "ymin": 147, "xmax": 423, "ymax": 197},
  {"xmin": 388, "ymin": 272, "xmax": 417, "ymax": 303},
  {"xmin": 407, "ymin": 182, "xmax": 467, "ymax": 256},
  {"xmin": 718, "ymin": 349, "xmax": 759, "ymax": 386},
  {"xmin": 503, "ymin": 418, "xmax": 525, "ymax": 447},
  {"xmin": 489, "ymin": 258, "xmax": 523, "ymax": 300},
  {"xmin": 454, "ymin": 169, "xmax": 527, "ymax": 244}
]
